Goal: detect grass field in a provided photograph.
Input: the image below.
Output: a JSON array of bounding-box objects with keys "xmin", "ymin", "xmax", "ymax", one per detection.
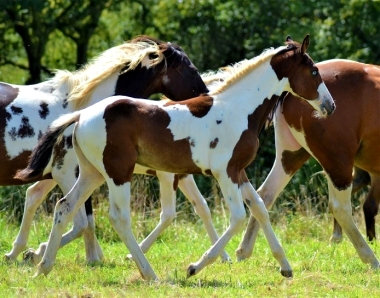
[{"xmin": 0, "ymin": 202, "xmax": 379, "ymax": 298}]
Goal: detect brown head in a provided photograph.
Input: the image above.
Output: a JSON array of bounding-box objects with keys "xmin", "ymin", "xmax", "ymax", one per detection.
[
  {"xmin": 271, "ymin": 35, "xmax": 335, "ymax": 118},
  {"xmin": 115, "ymin": 35, "xmax": 209, "ymax": 101}
]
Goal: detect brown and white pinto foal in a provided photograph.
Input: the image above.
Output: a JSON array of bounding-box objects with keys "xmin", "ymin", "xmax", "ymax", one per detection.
[
  {"xmin": 16, "ymin": 35, "xmax": 335, "ymax": 280},
  {"xmin": 236, "ymin": 59, "xmax": 380, "ymax": 270},
  {"xmin": 2, "ymin": 36, "xmax": 210, "ymax": 262}
]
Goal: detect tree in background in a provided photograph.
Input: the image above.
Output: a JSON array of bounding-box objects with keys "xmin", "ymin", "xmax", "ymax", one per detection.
[
  {"xmin": 2, "ymin": 0, "xmax": 380, "ymax": 84},
  {"xmin": 0, "ymin": 0, "xmax": 117, "ymax": 83}
]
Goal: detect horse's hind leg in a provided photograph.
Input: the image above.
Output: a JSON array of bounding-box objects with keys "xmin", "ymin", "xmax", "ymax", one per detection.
[
  {"xmin": 133, "ymin": 171, "xmax": 177, "ymax": 255},
  {"xmin": 330, "ymin": 167, "xmax": 371, "ymax": 243},
  {"xmin": 329, "ymin": 206, "xmax": 343, "ymax": 243},
  {"xmin": 178, "ymin": 175, "xmax": 231, "ymax": 262},
  {"xmin": 327, "ymin": 177, "xmax": 380, "ymax": 268},
  {"xmin": 35, "ymin": 138, "xmax": 104, "ymax": 277},
  {"xmin": 83, "ymin": 197, "xmax": 104, "ymax": 262},
  {"xmin": 107, "ymin": 179, "xmax": 157, "ymax": 280},
  {"xmin": 4, "ymin": 180, "xmax": 57, "ymax": 261},
  {"xmin": 363, "ymin": 174, "xmax": 380, "ymax": 241}
]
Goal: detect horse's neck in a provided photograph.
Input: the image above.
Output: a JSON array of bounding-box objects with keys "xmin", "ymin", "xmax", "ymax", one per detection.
[
  {"xmin": 114, "ymin": 66, "xmax": 159, "ymax": 99},
  {"xmin": 69, "ymin": 72, "xmax": 120, "ymax": 110},
  {"xmin": 215, "ymin": 61, "xmax": 287, "ymax": 114}
]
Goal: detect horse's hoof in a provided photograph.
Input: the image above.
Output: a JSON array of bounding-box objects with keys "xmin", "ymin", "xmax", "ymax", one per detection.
[
  {"xmin": 220, "ymin": 252, "xmax": 232, "ymax": 263},
  {"xmin": 186, "ymin": 264, "xmax": 198, "ymax": 278},
  {"xmin": 3, "ymin": 254, "xmax": 15, "ymax": 262},
  {"xmin": 280, "ymin": 269, "xmax": 293, "ymax": 278},
  {"xmin": 125, "ymin": 253, "xmax": 134, "ymax": 261},
  {"xmin": 235, "ymin": 247, "xmax": 250, "ymax": 262},
  {"xmin": 329, "ymin": 234, "xmax": 343, "ymax": 244},
  {"xmin": 23, "ymin": 249, "xmax": 38, "ymax": 265},
  {"xmin": 34, "ymin": 260, "xmax": 54, "ymax": 277}
]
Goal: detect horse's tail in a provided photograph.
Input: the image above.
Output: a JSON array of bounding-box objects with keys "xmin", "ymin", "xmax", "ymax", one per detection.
[{"xmin": 15, "ymin": 111, "xmax": 81, "ymax": 182}]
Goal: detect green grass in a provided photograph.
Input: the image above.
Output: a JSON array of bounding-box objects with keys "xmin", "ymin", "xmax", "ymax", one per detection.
[{"xmin": 0, "ymin": 206, "xmax": 379, "ymax": 298}]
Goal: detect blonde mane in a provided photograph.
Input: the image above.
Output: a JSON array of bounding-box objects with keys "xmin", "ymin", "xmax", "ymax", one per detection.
[
  {"xmin": 208, "ymin": 46, "xmax": 288, "ymax": 95},
  {"xmin": 53, "ymin": 41, "xmax": 165, "ymax": 110}
]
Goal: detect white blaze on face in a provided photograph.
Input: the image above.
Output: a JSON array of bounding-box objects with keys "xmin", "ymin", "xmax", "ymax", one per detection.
[{"xmin": 307, "ymin": 83, "xmax": 334, "ymax": 118}]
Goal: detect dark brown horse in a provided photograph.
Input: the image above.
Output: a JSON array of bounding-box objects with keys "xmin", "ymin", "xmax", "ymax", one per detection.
[
  {"xmin": 16, "ymin": 36, "xmax": 335, "ymax": 280},
  {"xmin": 236, "ymin": 59, "xmax": 380, "ymax": 270},
  {"xmin": 2, "ymin": 36, "xmax": 209, "ymax": 263}
]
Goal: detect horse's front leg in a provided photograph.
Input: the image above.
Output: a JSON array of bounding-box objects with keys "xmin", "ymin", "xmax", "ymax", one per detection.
[
  {"xmin": 178, "ymin": 175, "xmax": 231, "ymax": 262},
  {"xmin": 240, "ymin": 176, "xmax": 292, "ymax": 277},
  {"xmin": 329, "ymin": 204, "xmax": 343, "ymax": 243},
  {"xmin": 187, "ymin": 173, "xmax": 246, "ymax": 277},
  {"xmin": 236, "ymin": 156, "xmax": 294, "ymax": 261},
  {"xmin": 5, "ymin": 180, "xmax": 57, "ymax": 261}
]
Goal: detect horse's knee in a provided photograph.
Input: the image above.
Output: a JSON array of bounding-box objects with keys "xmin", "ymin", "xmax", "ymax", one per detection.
[
  {"xmin": 160, "ymin": 208, "xmax": 176, "ymax": 227},
  {"xmin": 54, "ymin": 199, "xmax": 73, "ymax": 227},
  {"xmin": 230, "ymin": 207, "xmax": 246, "ymax": 232}
]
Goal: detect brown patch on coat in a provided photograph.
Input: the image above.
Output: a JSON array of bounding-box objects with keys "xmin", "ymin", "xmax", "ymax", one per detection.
[
  {"xmin": 146, "ymin": 169, "xmax": 157, "ymax": 176},
  {"xmin": 0, "ymin": 83, "xmax": 53, "ymax": 184},
  {"xmin": 10, "ymin": 105, "xmax": 23, "ymax": 114},
  {"xmin": 173, "ymin": 174, "xmax": 179, "ymax": 190},
  {"xmin": 38, "ymin": 102, "xmax": 50, "ymax": 119},
  {"xmin": 204, "ymin": 169, "xmax": 213, "ymax": 176},
  {"xmin": 164, "ymin": 95, "xmax": 213, "ymax": 118},
  {"xmin": 102, "ymin": 98, "xmax": 202, "ymax": 186},
  {"xmin": 210, "ymin": 138, "xmax": 219, "ymax": 149},
  {"xmin": 227, "ymin": 97, "xmax": 278, "ymax": 184},
  {"xmin": 52, "ymin": 136, "xmax": 69, "ymax": 170},
  {"xmin": 281, "ymin": 148, "xmax": 311, "ymax": 176},
  {"xmin": 8, "ymin": 116, "xmax": 35, "ymax": 141}
]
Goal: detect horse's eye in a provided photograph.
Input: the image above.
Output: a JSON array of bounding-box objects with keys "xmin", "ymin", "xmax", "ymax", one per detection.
[
  {"xmin": 311, "ymin": 69, "xmax": 318, "ymax": 76},
  {"xmin": 149, "ymin": 53, "xmax": 159, "ymax": 60}
]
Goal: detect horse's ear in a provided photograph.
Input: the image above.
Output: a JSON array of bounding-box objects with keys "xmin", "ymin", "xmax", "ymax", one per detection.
[
  {"xmin": 301, "ymin": 34, "xmax": 310, "ymax": 54},
  {"xmin": 163, "ymin": 43, "xmax": 182, "ymax": 58},
  {"xmin": 286, "ymin": 36, "xmax": 292, "ymax": 42}
]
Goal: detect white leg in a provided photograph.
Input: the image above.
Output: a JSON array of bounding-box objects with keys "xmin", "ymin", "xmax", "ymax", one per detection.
[
  {"xmin": 329, "ymin": 200, "xmax": 343, "ymax": 243},
  {"xmin": 240, "ymin": 181, "xmax": 292, "ymax": 277},
  {"xmin": 107, "ymin": 180, "xmax": 157, "ymax": 280},
  {"xmin": 35, "ymin": 171, "xmax": 103, "ymax": 277},
  {"xmin": 178, "ymin": 175, "xmax": 231, "ymax": 262},
  {"xmin": 236, "ymin": 157, "xmax": 292, "ymax": 261},
  {"xmin": 35, "ymin": 132, "xmax": 105, "ymax": 277},
  {"xmin": 187, "ymin": 173, "xmax": 246, "ymax": 277},
  {"xmin": 5, "ymin": 180, "xmax": 57, "ymax": 261},
  {"xmin": 137, "ymin": 171, "xmax": 177, "ymax": 254},
  {"xmin": 24, "ymin": 204, "xmax": 92, "ymax": 265},
  {"xmin": 327, "ymin": 178, "xmax": 380, "ymax": 268},
  {"xmin": 83, "ymin": 205, "xmax": 104, "ymax": 262}
]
